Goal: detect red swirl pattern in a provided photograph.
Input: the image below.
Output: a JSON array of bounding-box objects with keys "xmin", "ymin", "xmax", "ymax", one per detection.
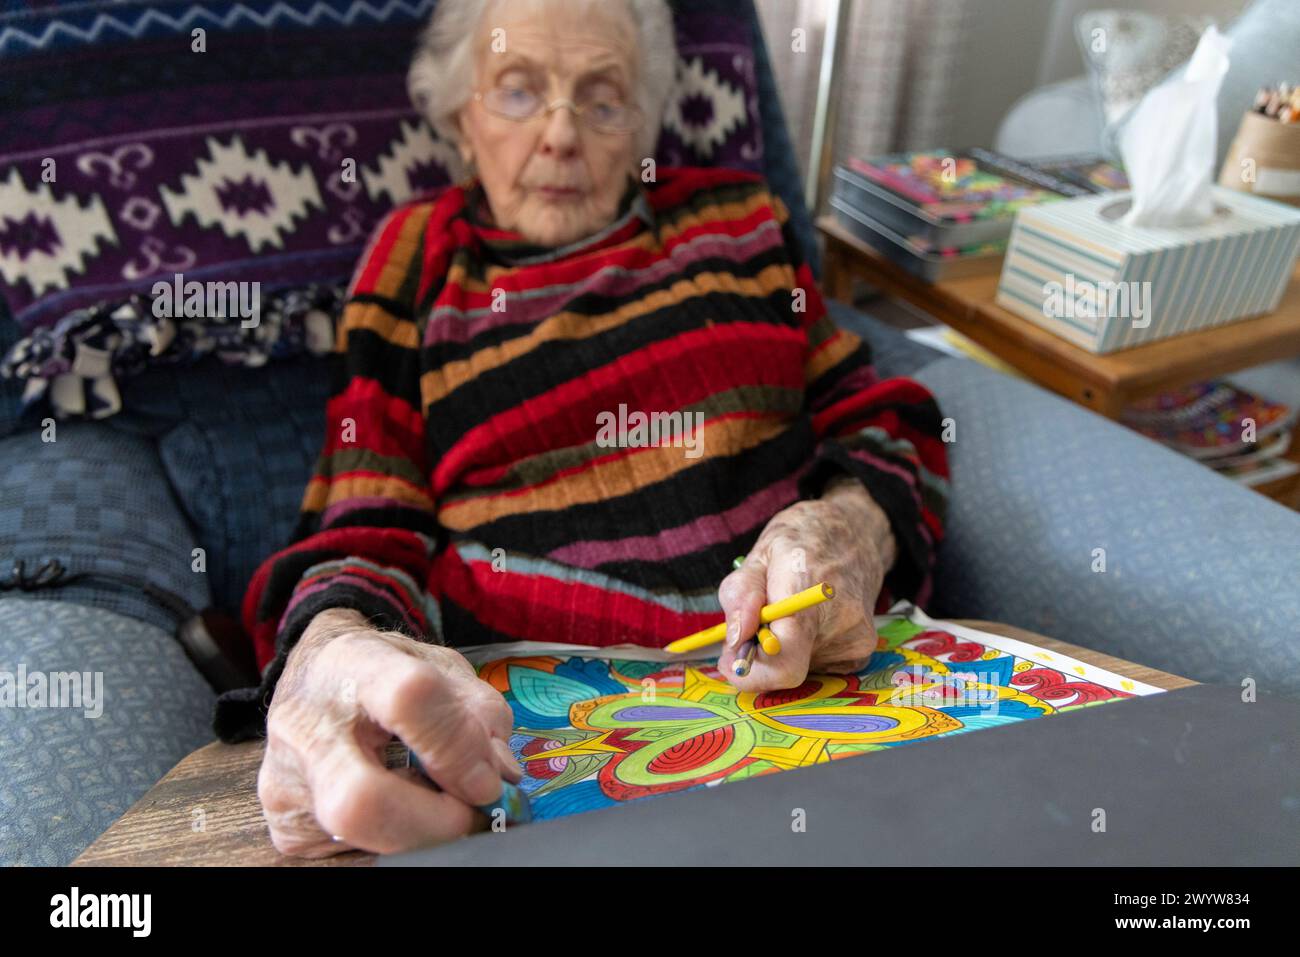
[
  {"xmin": 909, "ymin": 630, "xmax": 986, "ymax": 662},
  {"xmin": 753, "ymin": 679, "xmax": 833, "ymax": 709},
  {"xmin": 1011, "ymin": 668, "xmax": 1121, "ymax": 704},
  {"xmin": 598, "ymin": 728, "xmax": 752, "ymax": 800},
  {"xmin": 646, "ymin": 724, "xmax": 736, "ymax": 775}
]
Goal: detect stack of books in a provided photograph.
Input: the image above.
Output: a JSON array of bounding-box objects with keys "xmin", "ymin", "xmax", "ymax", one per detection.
[
  {"xmin": 829, "ymin": 148, "xmax": 1127, "ymax": 281},
  {"xmin": 1122, "ymin": 381, "xmax": 1298, "ymax": 487}
]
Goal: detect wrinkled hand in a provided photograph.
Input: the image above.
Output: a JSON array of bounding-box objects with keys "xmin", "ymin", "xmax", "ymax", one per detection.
[
  {"xmin": 716, "ymin": 478, "xmax": 898, "ymax": 691},
  {"xmin": 257, "ymin": 608, "xmax": 522, "ymax": 858}
]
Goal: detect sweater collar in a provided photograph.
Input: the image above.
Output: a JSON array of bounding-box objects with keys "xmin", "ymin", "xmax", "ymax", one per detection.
[{"xmin": 464, "ymin": 176, "xmax": 653, "ymax": 265}]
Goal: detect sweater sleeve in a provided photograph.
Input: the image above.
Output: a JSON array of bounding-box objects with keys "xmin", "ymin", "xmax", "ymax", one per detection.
[
  {"xmin": 776, "ymin": 198, "xmax": 950, "ymax": 609},
  {"xmin": 214, "ymin": 206, "xmax": 443, "ymax": 742}
]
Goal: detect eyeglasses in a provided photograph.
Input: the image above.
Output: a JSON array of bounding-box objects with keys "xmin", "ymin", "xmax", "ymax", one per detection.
[{"xmin": 473, "ymin": 87, "xmax": 644, "ymax": 134}]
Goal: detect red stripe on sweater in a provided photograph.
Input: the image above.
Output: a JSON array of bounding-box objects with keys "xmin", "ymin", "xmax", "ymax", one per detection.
[
  {"xmin": 414, "ymin": 189, "xmax": 465, "ymax": 305},
  {"xmin": 442, "ymin": 206, "xmax": 780, "ymax": 308},
  {"xmin": 659, "ymin": 202, "xmax": 783, "ymax": 260},
  {"xmin": 355, "ymin": 205, "xmax": 416, "ymax": 294},
  {"xmin": 647, "ymin": 167, "xmax": 764, "ymax": 211},
  {"xmin": 454, "ymin": 408, "xmax": 778, "ymax": 496},
  {"xmin": 813, "ymin": 380, "xmax": 951, "ymax": 487},
  {"xmin": 432, "ymin": 322, "xmax": 805, "ymax": 493},
  {"xmin": 242, "ymin": 525, "xmax": 433, "ymax": 667},
  {"xmin": 324, "ymin": 377, "xmax": 427, "ymax": 463},
  {"xmin": 813, "ymin": 378, "xmax": 933, "ymax": 439},
  {"xmin": 435, "ymin": 548, "xmax": 719, "ymax": 647},
  {"xmin": 445, "ymin": 241, "xmax": 664, "ymax": 307}
]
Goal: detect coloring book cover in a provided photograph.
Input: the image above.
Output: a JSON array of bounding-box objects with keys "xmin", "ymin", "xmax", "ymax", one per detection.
[
  {"xmin": 846, "ymin": 151, "xmax": 1062, "ymax": 224},
  {"xmin": 459, "ymin": 610, "xmax": 1164, "ymax": 821},
  {"xmin": 1122, "ymin": 379, "xmax": 1294, "ymax": 458}
]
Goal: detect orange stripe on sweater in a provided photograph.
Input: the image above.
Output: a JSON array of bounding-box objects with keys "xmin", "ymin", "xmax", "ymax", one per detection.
[
  {"xmin": 421, "ymin": 264, "xmax": 798, "ymax": 406},
  {"xmin": 438, "ymin": 412, "xmax": 783, "ymax": 528},
  {"xmin": 432, "ymin": 322, "xmax": 804, "ymax": 493}
]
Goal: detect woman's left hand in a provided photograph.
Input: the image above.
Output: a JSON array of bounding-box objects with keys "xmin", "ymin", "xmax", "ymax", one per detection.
[{"xmin": 715, "ymin": 477, "xmax": 898, "ymax": 691}]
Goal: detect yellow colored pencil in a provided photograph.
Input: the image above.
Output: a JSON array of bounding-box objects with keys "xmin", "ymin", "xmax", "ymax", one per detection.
[{"xmin": 665, "ymin": 582, "xmax": 834, "ymax": 654}]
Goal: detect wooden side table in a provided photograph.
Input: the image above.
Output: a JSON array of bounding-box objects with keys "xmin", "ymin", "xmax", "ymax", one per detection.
[
  {"xmin": 818, "ymin": 216, "xmax": 1300, "ymax": 509},
  {"xmin": 72, "ymin": 621, "xmax": 1194, "ymax": 867}
]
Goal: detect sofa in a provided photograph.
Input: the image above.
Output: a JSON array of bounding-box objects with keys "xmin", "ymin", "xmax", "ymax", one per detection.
[{"xmin": 2, "ymin": 0, "xmax": 1298, "ymax": 867}]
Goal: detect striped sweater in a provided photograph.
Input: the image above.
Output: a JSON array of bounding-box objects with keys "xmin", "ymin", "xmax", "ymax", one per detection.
[{"xmin": 215, "ymin": 166, "xmax": 949, "ymax": 742}]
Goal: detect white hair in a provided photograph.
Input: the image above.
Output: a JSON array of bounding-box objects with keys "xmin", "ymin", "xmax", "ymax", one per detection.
[{"xmin": 407, "ymin": 0, "xmax": 678, "ymax": 164}]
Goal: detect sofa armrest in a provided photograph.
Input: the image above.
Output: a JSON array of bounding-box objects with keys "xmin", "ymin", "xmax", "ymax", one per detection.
[
  {"xmin": 913, "ymin": 356, "xmax": 1300, "ymax": 695},
  {"xmin": 0, "ymin": 599, "xmax": 215, "ymax": 864},
  {"xmin": 0, "ymin": 422, "xmax": 211, "ymax": 633}
]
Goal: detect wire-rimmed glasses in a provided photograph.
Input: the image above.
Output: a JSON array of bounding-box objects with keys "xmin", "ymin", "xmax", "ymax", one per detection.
[{"xmin": 472, "ymin": 87, "xmax": 644, "ymax": 134}]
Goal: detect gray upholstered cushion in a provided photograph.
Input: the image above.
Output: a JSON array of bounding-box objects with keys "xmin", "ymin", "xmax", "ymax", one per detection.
[
  {"xmin": 915, "ymin": 356, "xmax": 1300, "ymax": 694},
  {"xmin": 112, "ymin": 356, "xmax": 330, "ymax": 617},
  {"xmin": 0, "ymin": 422, "xmax": 210, "ymax": 632},
  {"xmin": 0, "ymin": 599, "xmax": 215, "ymax": 865}
]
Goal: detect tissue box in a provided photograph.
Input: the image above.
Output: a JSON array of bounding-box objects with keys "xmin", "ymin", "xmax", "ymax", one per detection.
[{"xmin": 996, "ymin": 186, "xmax": 1300, "ymax": 353}]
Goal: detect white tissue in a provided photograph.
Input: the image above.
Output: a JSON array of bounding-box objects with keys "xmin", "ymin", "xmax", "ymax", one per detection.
[{"xmin": 1119, "ymin": 25, "xmax": 1233, "ymax": 228}]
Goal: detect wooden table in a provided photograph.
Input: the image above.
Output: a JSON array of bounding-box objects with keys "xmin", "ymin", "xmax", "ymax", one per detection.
[
  {"xmin": 818, "ymin": 216, "xmax": 1300, "ymax": 508},
  {"xmin": 72, "ymin": 621, "xmax": 1195, "ymax": 867}
]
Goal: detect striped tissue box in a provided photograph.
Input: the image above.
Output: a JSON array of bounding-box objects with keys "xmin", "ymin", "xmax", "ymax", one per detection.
[{"xmin": 996, "ymin": 186, "xmax": 1300, "ymax": 353}]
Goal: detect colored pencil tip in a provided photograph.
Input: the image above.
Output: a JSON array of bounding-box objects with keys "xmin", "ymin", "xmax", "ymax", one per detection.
[{"xmin": 478, "ymin": 781, "xmax": 533, "ymax": 826}]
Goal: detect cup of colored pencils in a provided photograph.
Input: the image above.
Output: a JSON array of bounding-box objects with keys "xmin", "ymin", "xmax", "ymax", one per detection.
[{"xmin": 1219, "ymin": 81, "xmax": 1300, "ymax": 206}]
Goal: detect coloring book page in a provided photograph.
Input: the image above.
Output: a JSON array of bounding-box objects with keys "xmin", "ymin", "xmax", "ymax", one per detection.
[{"xmin": 456, "ymin": 608, "xmax": 1164, "ymax": 820}]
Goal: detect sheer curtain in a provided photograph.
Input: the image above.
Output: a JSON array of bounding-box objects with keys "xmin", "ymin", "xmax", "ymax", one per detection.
[{"xmin": 755, "ymin": 0, "xmax": 973, "ymax": 182}]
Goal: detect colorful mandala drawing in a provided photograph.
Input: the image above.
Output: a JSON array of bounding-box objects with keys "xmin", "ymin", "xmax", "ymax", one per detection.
[{"xmin": 474, "ymin": 616, "xmax": 1162, "ymax": 821}]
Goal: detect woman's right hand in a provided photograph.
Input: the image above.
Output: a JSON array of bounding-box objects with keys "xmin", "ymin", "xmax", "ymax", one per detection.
[{"xmin": 257, "ymin": 608, "xmax": 523, "ymax": 858}]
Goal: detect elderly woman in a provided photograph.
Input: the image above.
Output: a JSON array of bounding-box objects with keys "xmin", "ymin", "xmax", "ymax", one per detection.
[{"xmin": 216, "ymin": 0, "xmax": 949, "ymax": 856}]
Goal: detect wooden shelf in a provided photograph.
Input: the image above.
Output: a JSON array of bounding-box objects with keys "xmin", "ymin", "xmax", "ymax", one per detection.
[{"xmin": 818, "ymin": 215, "xmax": 1300, "ymax": 508}]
